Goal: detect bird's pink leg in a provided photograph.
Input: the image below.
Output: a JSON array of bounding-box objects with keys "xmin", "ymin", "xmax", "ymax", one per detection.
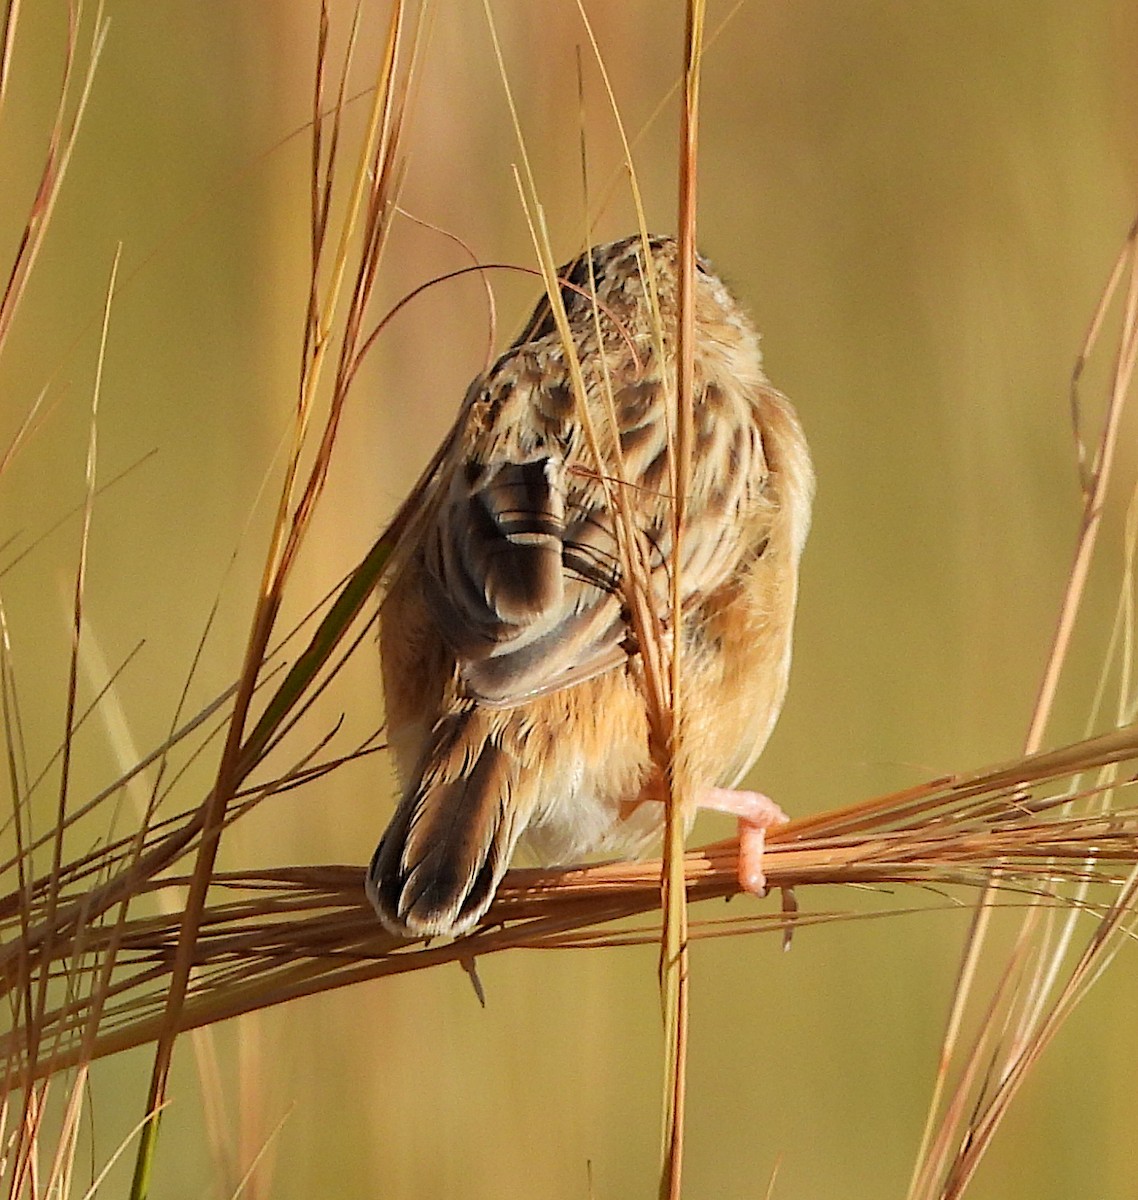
[{"xmin": 697, "ymin": 787, "xmax": 788, "ymax": 895}]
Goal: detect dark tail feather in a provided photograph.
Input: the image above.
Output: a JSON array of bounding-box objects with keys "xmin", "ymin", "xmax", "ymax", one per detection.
[{"xmin": 366, "ymin": 709, "xmax": 521, "ymax": 937}]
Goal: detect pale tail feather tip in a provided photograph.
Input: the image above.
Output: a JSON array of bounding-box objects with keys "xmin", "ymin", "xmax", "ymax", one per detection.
[{"xmin": 366, "ymin": 718, "xmax": 520, "ymax": 939}]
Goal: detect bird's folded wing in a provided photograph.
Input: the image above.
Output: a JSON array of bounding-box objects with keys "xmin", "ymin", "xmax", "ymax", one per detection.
[{"xmin": 423, "ymin": 372, "xmax": 772, "ymax": 708}]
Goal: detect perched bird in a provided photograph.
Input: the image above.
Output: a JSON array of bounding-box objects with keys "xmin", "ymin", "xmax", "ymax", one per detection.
[{"xmin": 367, "ymin": 234, "xmax": 813, "ymax": 938}]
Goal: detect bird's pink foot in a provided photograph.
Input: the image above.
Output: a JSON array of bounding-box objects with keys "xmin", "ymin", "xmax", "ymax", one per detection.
[{"xmin": 697, "ymin": 787, "xmax": 788, "ymax": 895}]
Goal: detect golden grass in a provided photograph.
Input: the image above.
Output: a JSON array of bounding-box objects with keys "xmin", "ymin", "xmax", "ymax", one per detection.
[
  {"xmin": 483, "ymin": 4, "xmax": 705, "ymax": 1192},
  {"xmin": 5, "ymin": 718, "xmax": 1137, "ymax": 1076},
  {"xmin": 1, "ymin": 6, "xmax": 113, "ymax": 1195},
  {"xmin": 906, "ymin": 213, "xmax": 1138, "ymax": 1200},
  {"xmin": 124, "ymin": 5, "xmax": 421, "ymax": 1192},
  {"xmin": 2, "ymin": 3, "xmax": 1138, "ymax": 1199}
]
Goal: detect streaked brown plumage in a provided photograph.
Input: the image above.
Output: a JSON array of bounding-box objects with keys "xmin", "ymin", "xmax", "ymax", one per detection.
[{"xmin": 367, "ymin": 235, "xmax": 814, "ymax": 938}]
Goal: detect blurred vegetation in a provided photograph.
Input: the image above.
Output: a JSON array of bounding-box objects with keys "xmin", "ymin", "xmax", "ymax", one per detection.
[{"xmin": 2, "ymin": 2, "xmax": 1137, "ymax": 1197}]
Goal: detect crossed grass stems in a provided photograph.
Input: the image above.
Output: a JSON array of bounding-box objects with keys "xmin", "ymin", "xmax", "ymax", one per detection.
[{"xmin": 2, "ymin": 3, "xmax": 1138, "ymax": 1200}]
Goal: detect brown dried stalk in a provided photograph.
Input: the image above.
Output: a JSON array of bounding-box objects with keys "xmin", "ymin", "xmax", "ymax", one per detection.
[
  {"xmin": 126, "ymin": 5, "xmax": 420, "ymax": 1195},
  {"xmin": 5, "ymin": 718, "xmax": 1136, "ymax": 1083},
  {"xmin": 909, "ymin": 211, "xmax": 1138, "ymax": 1200}
]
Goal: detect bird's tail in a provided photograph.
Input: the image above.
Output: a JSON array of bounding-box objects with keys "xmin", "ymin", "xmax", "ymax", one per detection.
[{"xmin": 366, "ymin": 705, "xmax": 524, "ymax": 938}]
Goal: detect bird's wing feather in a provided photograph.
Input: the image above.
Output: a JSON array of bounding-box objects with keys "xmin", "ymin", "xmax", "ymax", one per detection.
[{"xmin": 422, "ymin": 343, "xmax": 773, "ymax": 708}]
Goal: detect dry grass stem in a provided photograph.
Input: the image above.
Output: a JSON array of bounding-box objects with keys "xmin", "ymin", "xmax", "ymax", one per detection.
[
  {"xmin": 657, "ymin": 5, "xmax": 707, "ymax": 1197},
  {"xmin": 121, "ymin": 5, "xmax": 424, "ymax": 1194},
  {"xmin": 5, "ymin": 718, "xmax": 1137, "ymax": 1083},
  {"xmin": 909, "ymin": 214, "xmax": 1138, "ymax": 1199},
  {"xmin": 4, "ymin": 8, "xmax": 1137, "ymax": 1200}
]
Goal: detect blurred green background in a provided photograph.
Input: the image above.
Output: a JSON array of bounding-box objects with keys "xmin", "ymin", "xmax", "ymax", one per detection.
[{"xmin": 2, "ymin": 2, "xmax": 1138, "ymax": 1197}]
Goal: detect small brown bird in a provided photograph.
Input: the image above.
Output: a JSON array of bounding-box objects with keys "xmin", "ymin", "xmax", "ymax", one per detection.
[{"xmin": 367, "ymin": 235, "xmax": 813, "ymax": 938}]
